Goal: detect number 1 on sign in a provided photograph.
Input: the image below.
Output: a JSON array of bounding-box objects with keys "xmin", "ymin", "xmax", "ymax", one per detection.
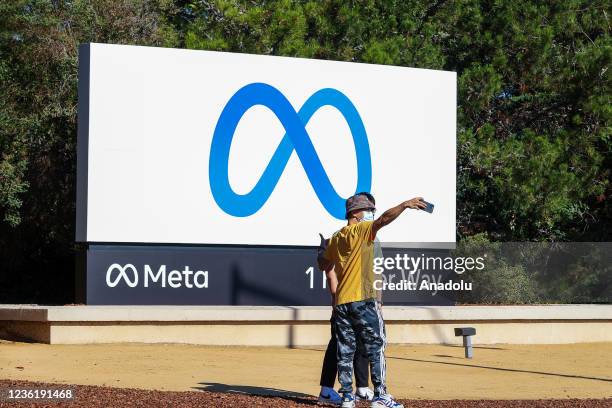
[{"xmin": 305, "ymin": 267, "xmax": 327, "ymax": 289}]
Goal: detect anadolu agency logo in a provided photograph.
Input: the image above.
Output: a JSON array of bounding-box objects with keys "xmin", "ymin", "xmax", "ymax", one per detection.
[
  {"xmin": 209, "ymin": 82, "xmax": 372, "ymax": 219},
  {"xmin": 105, "ymin": 264, "xmax": 209, "ymax": 289}
]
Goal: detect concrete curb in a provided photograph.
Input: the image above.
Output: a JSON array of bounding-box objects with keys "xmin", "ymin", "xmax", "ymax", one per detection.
[{"xmin": 1, "ymin": 305, "xmax": 611, "ymax": 345}]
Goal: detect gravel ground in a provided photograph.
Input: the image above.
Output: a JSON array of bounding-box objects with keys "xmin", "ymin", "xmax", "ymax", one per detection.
[{"xmin": 1, "ymin": 380, "xmax": 610, "ymax": 408}]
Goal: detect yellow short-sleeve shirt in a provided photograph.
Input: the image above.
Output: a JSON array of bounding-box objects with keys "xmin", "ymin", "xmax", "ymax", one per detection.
[{"xmin": 323, "ymin": 221, "xmax": 377, "ymax": 305}]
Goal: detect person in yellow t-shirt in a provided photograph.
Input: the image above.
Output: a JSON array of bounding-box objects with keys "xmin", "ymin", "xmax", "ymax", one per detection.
[
  {"xmin": 318, "ymin": 192, "xmax": 427, "ymax": 408},
  {"xmin": 317, "ymin": 233, "xmax": 374, "ymax": 405}
]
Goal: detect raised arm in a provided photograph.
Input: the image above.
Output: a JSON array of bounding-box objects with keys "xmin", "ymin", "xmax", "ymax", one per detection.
[{"xmin": 371, "ymin": 197, "xmax": 427, "ymax": 238}]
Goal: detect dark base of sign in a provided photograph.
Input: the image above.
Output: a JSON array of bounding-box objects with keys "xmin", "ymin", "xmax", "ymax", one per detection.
[{"xmin": 76, "ymin": 244, "xmax": 456, "ymax": 306}]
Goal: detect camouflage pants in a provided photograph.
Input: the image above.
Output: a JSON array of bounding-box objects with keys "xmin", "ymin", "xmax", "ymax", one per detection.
[{"xmin": 334, "ymin": 299, "xmax": 387, "ymax": 396}]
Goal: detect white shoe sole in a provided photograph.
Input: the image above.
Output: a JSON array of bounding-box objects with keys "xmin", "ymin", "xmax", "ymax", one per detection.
[{"xmin": 371, "ymin": 403, "xmax": 404, "ymax": 408}]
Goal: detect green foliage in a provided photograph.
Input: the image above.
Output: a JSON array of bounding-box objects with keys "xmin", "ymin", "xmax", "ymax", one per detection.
[
  {"xmin": 452, "ymin": 1, "xmax": 611, "ymax": 240},
  {"xmin": 455, "ymin": 234, "xmax": 539, "ymax": 304},
  {"xmin": 0, "ymin": 0, "xmax": 609, "ymax": 302},
  {"xmin": 456, "ymin": 235, "xmax": 611, "ymax": 304},
  {"xmin": 0, "ymin": 0, "xmax": 178, "ymax": 302}
]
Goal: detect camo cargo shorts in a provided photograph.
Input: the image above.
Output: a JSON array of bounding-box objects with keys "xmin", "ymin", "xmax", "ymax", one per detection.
[{"xmin": 333, "ymin": 299, "xmax": 387, "ymax": 396}]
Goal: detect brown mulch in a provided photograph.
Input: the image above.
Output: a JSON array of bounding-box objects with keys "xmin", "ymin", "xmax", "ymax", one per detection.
[{"xmin": 0, "ymin": 380, "xmax": 610, "ymax": 407}]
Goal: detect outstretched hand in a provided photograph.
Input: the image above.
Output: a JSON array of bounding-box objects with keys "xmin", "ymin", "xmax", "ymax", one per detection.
[{"xmin": 403, "ymin": 197, "xmax": 428, "ymax": 210}]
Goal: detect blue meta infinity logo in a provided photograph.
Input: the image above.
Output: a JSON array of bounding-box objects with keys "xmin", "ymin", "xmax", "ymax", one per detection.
[{"xmin": 209, "ymin": 82, "xmax": 372, "ymax": 220}]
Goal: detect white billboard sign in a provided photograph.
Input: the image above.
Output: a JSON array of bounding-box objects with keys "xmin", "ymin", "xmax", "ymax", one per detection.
[{"xmin": 76, "ymin": 43, "xmax": 456, "ymax": 246}]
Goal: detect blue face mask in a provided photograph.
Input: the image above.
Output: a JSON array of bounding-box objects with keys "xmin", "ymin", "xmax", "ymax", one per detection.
[{"xmin": 361, "ymin": 211, "xmax": 374, "ymax": 222}]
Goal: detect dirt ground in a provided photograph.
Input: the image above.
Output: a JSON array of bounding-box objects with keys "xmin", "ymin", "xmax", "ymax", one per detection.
[
  {"xmin": 1, "ymin": 379, "xmax": 611, "ymax": 408},
  {"xmin": 0, "ymin": 341, "xmax": 610, "ymax": 403}
]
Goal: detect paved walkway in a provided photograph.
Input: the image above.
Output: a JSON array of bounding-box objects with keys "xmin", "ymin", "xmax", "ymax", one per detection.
[{"xmin": 1, "ymin": 341, "xmax": 611, "ymax": 399}]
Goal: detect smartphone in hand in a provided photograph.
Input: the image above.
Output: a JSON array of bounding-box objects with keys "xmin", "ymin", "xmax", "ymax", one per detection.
[{"xmin": 422, "ymin": 200, "xmax": 434, "ymax": 213}]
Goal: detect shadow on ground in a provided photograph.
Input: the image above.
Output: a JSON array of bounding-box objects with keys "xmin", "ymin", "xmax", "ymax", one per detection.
[
  {"xmin": 193, "ymin": 382, "xmax": 317, "ymax": 406},
  {"xmin": 385, "ymin": 355, "xmax": 612, "ymax": 383}
]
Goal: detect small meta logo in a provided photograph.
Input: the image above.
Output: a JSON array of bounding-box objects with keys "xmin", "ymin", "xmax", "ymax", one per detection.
[
  {"xmin": 106, "ymin": 263, "xmax": 138, "ymax": 287},
  {"xmin": 105, "ymin": 264, "xmax": 208, "ymax": 289},
  {"xmin": 210, "ymin": 82, "xmax": 372, "ymax": 220}
]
